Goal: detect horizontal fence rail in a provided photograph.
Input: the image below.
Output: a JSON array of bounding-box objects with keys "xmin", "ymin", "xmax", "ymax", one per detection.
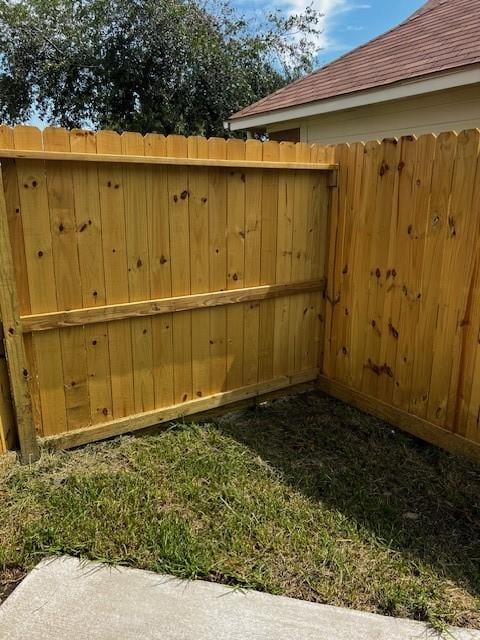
[
  {"xmin": 0, "ymin": 125, "xmax": 333, "ymax": 459},
  {"xmin": 0, "ymin": 149, "xmax": 337, "ymax": 171},
  {"xmin": 43, "ymin": 369, "xmax": 318, "ymax": 451},
  {"xmin": 20, "ymin": 280, "xmax": 326, "ymax": 332}
]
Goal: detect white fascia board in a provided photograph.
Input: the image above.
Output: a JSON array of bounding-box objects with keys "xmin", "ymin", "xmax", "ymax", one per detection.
[{"xmin": 227, "ymin": 65, "xmax": 480, "ymax": 131}]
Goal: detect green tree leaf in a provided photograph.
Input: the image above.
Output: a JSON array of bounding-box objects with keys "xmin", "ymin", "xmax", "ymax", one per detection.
[{"xmin": 0, "ymin": 0, "xmax": 321, "ymax": 136}]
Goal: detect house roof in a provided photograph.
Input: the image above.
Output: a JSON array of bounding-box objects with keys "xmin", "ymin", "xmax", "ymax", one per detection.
[{"xmin": 230, "ymin": 0, "xmax": 480, "ymax": 122}]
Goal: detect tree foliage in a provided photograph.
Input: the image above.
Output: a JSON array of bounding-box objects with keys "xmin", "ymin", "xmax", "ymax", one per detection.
[{"xmin": 0, "ymin": 0, "xmax": 321, "ymax": 135}]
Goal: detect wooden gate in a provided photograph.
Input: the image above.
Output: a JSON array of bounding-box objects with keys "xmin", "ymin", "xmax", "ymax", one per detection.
[{"xmin": 0, "ymin": 126, "xmax": 334, "ymax": 461}]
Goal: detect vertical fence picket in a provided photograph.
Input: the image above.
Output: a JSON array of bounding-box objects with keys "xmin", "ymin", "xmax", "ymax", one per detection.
[
  {"xmin": 96, "ymin": 130, "xmax": 135, "ymax": 419},
  {"xmin": 335, "ymin": 142, "xmax": 365, "ymax": 389},
  {"xmin": 70, "ymin": 129, "xmax": 113, "ymax": 424},
  {"xmin": 167, "ymin": 135, "xmax": 193, "ymax": 405},
  {"xmin": 226, "ymin": 139, "xmax": 246, "ymax": 390},
  {"xmin": 207, "ymin": 138, "xmax": 228, "ymax": 394},
  {"xmin": 188, "ymin": 136, "xmax": 211, "ymax": 399},
  {"xmin": 144, "ymin": 133, "xmax": 175, "ymax": 409},
  {"xmin": 410, "ymin": 132, "xmax": 455, "ymax": 417},
  {"xmin": 43, "ymin": 127, "xmax": 91, "ymax": 431},
  {"xmin": 243, "ymin": 139, "xmax": 263, "ymax": 385},
  {"xmin": 121, "ymin": 132, "xmax": 154, "ymax": 414},
  {"xmin": 273, "ymin": 142, "xmax": 295, "ymax": 378},
  {"xmin": 259, "ymin": 141, "xmax": 279, "ymax": 381},
  {"xmin": 309, "ymin": 144, "xmax": 331, "ymax": 374}
]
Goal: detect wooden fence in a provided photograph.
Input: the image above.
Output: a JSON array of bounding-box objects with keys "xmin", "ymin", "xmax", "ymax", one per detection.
[
  {"xmin": 321, "ymin": 130, "xmax": 480, "ymax": 461},
  {"xmin": 0, "ymin": 126, "xmax": 334, "ymax": 460},
  {"xmin": 2, "ymin": 125, "xmax": 480, "ymax": 463}
]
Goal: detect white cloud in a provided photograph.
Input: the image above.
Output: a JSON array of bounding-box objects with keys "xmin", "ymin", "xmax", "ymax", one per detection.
[
  {"xmin": 285, "ymin": 0, "xmax": 371, "ymax": 49},
  {"xmin": 234, "ymin": 0, "xmax": 371, "ymax": 55}
]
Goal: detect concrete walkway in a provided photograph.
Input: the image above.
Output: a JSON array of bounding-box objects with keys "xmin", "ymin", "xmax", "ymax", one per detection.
[{"xmin": 1, "ymin": 557, "xmax": 479, "ymax": 640}]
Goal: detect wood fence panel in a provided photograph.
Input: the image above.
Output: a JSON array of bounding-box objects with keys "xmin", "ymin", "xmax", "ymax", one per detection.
[
  {"xmin": 323, "ymin": 129, "xmax": 480, "ymax": 460},
  {"xmin": 0, "ymin": 126, "xmax": 330, "ymax": 455},
  {"xmin": 393, "ymin": 135, "xmax": 437, "ymax": 412},
  {"xmin": 289, "ymin": 144, "xmax": 312, "ymax": 374},
  {"xmin": 308, "ymin": 146, "xmax": 331, "ymax": 372}
]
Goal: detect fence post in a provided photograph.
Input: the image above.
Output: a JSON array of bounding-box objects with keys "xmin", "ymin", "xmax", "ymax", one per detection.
[{"xmin": 0, "ymin": 165, "xmax": 40, "ymax": 463}]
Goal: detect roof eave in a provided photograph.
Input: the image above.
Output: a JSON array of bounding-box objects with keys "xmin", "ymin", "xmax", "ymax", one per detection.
[{"xmin": 226, "ymin": 64, "xmax": 480, "ymax": 132}]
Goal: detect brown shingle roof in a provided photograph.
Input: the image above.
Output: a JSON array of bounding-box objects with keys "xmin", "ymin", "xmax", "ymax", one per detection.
[{"xmin": 230, "ymin": 0, "xmax": 480, "ymax": 121}]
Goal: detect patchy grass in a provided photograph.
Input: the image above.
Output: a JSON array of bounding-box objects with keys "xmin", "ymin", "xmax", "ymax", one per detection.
[{"xmin": 0, "ymin": 391, "xmax": 479, "ymax": 631}]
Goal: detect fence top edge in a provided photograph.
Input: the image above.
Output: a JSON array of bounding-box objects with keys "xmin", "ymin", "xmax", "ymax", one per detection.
[{"xmin": 0, "ymin": 149, "xmax": 337, "ymax": 171}]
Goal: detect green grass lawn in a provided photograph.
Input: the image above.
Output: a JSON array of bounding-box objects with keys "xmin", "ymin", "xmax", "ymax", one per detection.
[{"xmin": 1, "ymin": 391, "xmax": 479, "ymax": 631}]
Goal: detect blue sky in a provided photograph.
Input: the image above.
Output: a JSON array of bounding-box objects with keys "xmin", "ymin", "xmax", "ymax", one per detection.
[{"xmin": 234, "ymin": 0, "xmax": 425, "ymax": 66}]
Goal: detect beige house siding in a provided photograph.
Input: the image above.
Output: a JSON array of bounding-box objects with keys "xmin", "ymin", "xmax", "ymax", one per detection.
[{"xmin": 267, "ymin": 84, "xmax": 480, "ymax": 144}]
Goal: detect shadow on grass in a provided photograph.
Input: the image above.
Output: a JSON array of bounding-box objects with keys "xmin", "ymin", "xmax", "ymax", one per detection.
[{"xmin": 216, "ymin": 390, "xmax": 480, "ymax": 599}]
